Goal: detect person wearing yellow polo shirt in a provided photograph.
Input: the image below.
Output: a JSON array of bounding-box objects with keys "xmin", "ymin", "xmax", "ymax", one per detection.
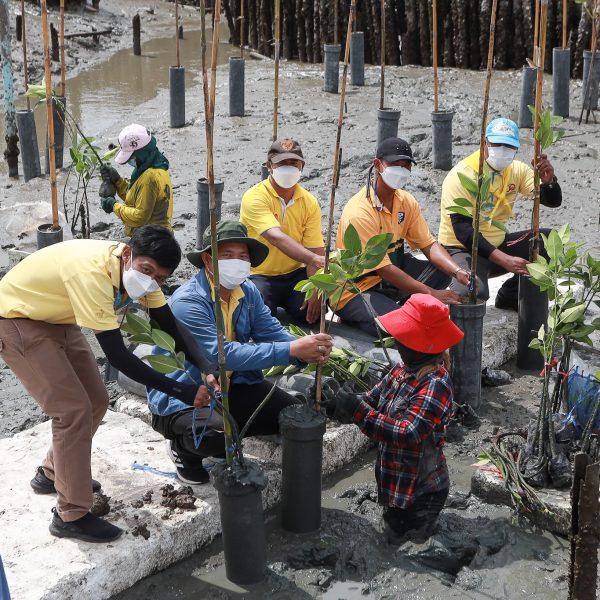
[
  {"xmin": 334, "ymin": 138, "xmax": 468, "ymax": 336},
  {"xmin": 0, "ymin": 225, "xmax": 215, "ymax": 543},
  {"xmin": 147, "ymin": 221, "xmax": 333, "ymax": 485},
  {"xmin": 99, "ymin": 124, "xmax": 173, "ymax": 237},
  {"xmin": 439, "ymin": 118, "xmax": 562, "ymax": 310},
  {"xmin": 240, "ymin": 138, "xmax": 325, "ymax": 324}
]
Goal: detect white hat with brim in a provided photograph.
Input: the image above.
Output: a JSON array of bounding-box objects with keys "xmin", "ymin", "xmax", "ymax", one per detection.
[{"xmin": 114, "ymin": 124, "xmax": 152, "ymax": 164}]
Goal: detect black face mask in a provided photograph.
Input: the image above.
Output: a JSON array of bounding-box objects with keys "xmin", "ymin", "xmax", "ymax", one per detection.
[{"xmin": 396, "ymin": 341, "xmax": 443, "ymax": 374}]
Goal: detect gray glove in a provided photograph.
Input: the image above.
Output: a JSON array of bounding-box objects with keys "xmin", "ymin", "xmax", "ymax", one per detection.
[
  {"xmin": 333, "ymin": 384, "xmax": 362, "ymax": 424},
  {"xmin": 99, "ymin": 179, "xmax": 117, "ymax": 198},
  {"xmin": 100, "ymin": 164, "xmax": 121, "ymax": 184},
  {"xmin": 309, "ymin": 380, "xmax": 338, "ymax": 416}
]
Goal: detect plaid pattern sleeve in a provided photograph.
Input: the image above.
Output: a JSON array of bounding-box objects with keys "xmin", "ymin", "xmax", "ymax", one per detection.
[{"xmin": 352, "ymin": 364, "xmax": 453, "ymax": 509}]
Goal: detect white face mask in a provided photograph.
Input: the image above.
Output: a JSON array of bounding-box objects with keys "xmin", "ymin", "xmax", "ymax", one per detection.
[
  {"xmin": 380, "ymin": 165, "xmax": 411, "ymax": 190},
  {"xmin": 216, "ymin": 258, "xmax": 251, "ymax": 290},
  {"xmin": 122, "ymin": 257, "xmax": 160, "ymax": 300},
  {"xmin": 486, "ymin": 146, "xmax": 517, "ymax": 172},
  {"xmin": 271, "ymin": 165, "xmax": 302, "ymax": 189}
]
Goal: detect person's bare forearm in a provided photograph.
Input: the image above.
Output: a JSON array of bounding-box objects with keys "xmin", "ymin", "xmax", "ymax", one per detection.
[{"xmin": 422, "ymin": 242, "xmax": 462, "ymax": 277}]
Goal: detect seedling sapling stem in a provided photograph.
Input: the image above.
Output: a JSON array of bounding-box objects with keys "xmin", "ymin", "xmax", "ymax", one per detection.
[
  {"xmin": 273, "ymin": 0, "xmax": 280, "ymax": 142},
  {"xmin": 315, "ymin": 0, "xmax": 357, "ymax": 411}
]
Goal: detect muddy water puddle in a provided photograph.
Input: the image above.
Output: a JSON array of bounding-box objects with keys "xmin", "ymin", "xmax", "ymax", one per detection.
[
  {"xmin": 1, "ymin": 23, "xmax": 236, "ymax": 175},
  {"xmin": 112, "ymin": 449, "xmax": 571, "ymax": 600}
]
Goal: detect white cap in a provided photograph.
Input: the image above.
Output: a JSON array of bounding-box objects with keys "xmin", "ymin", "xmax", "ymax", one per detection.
[{"xmin": 114, "ymin": 124, "xmax": 151, "ymax": 164}]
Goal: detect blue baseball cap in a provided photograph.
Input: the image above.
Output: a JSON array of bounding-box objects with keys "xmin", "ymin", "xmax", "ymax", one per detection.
[{"xmin": 485, "ymin": 118, "xmax": 520, "ymax": 148}]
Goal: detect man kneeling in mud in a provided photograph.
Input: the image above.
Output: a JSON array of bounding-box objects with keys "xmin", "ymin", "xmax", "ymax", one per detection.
[
  {"xmin": 147, "ymin": 221, "xmax": 333, "ymax": 484},
  {"xmin": 324, "ymin": 294, "xmax": 463, "ymax": 542}
]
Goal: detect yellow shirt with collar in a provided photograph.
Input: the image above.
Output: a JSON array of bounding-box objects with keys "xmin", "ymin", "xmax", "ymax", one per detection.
[
  {"xmin": 0, "ymin": 239, "xmax": 166, "ymax": 330},
  {"xmin": 207, "ymin": 278, "xmax": 244, "ymax": 342},
  {"xmin": 438, "ymin": 150, "xmax": 534, "ymax": 248},
  {"xmin": 240, "ymin": 178, "xmax": 324, "ymax": 277},
  {"xmin": 335, "ymin": 185, "xmax": 436, "ymax": 310}
]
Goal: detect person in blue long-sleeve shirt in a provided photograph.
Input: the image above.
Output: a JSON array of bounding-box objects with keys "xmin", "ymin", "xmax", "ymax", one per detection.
[{"xmin": 147, "ymin": 221, "xmax": 333, "ymax": 484}]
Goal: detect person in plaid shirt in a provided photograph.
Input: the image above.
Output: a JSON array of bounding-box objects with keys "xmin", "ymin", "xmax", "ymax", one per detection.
[{"xmin": 330, "ymin": 294, "xmax": 464, "ymax": 542}]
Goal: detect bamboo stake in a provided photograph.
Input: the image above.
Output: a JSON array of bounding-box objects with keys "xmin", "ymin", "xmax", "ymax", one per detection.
[
  {"xmin": 469, "ymin": 0, "xmax": 499, "ymax": 304},
  {"xmin": 533, "ymin": 0, "xmax": 540, "ymax": 64},
  {"xmin": 21, "ymin": 0, "xmax": 29, "ymax": 111},
  {"xmin": 239, "ymin": 0, "xmax": 244, "ymax": 59},
  {"xmin": 531, "ymin": 0, "xmax": 549, "ymax": 262},
  {"xmin": 578, "ymin": 1, "xmax": 598, "ymax": 126},
  {"xmin": 315, "ymin": 0, "xmax": 356, "ymax": 410},
  {"xmin": 200, "ymin": 0, "xmax": 234, "ymax": 466},
  {"xmin": 562, "ymin": 0, "xmax": 568, "ymax": 49},
  {"xmin": 432, "ymin": 0, "xmax": 439, "ymax": 112},
  {"xmin": 380, "ymin": 0, "xmax": 385, "ymax": 109},
  {"xmin": 334, "ymin": 0, "xmax": 339, "ymax": 45},
  {"xmin": 175, "ymin": 0, "xmax": 180, "ymax": 68},
  {"xmin": 41, "ymin": 0, "xmax": 58, "ymax": 230},
  {"xmin": 59, "ymin": 0, "xmax": 65, "ymax": 97},
  {"xmin": 272, "ymin": 0, "xmax": 280, "ymax": 142}
]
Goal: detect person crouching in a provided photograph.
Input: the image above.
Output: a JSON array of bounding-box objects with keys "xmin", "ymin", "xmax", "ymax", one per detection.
[{"xmin": 329, "ymin": 293, "xmax": 464, "ymax": 543}]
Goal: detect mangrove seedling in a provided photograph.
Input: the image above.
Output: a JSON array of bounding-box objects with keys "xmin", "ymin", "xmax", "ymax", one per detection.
[
  {"xmin": 523, "ymin": 225, "xmax": 600, "ymax": 487},
  {"xmin": 293, "ymin": 223, "xmax": 393, "ymax": 363}
]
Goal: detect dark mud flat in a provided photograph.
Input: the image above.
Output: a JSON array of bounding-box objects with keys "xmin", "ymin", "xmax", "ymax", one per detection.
[{"xmin": 114, "ymin": 362, "xmax": 574, "ymax": 600}]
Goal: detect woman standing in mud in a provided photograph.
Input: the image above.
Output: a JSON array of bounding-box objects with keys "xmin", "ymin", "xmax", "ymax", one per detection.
[
  {"xmin": 329, "ymin": 294, "xmax": 463, "ymax": 543},
  {"xmin": 99, "ymin": 123, "xmax": 173, "ymax": 237}
]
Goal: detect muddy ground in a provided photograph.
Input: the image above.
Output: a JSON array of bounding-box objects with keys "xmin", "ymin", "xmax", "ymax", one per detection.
[
  {"xmin": 0, "ymin": 0, "xmax": 599, "ymax": 597},
  {"xmin": 113, "ymin": 365, "xmax": 575, "ymax": 600}
]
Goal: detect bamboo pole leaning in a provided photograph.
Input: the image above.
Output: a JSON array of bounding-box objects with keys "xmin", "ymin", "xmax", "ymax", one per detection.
[
  {"xmin": 21, "ymin": 0, "xmax": 30, "ymax": 111},
  {"xmin": 59, "ymin": 0, "xmax": 65, "ymax": 96},
  {"xmin": 469, "ymin": 0, "xmax": 499, "ymax": 304},
  {"xmin": 273, "ymin": 0, "xmax": 280, "ymax": 142},
  {"xmin": 563, "ymin": 0, "xmax": 568, "ymax": 49},
  {"xmin": 533, "ymin": 0, "xmax": 540, "ymax": 64},
  {"xmin": 239, "ymin": 0, "xmax": 244, "ymax": 59},
  {"xmin": 432, "ymin": 0, "xmax": 439, "ymax": 112},
  {"xmin": 200, "ymin": 0, "xmax": 235, "ymax": 465},
  {"xmin": 531, "ymin": 0, "xmax": 549, "ymax": 262},
  {"xmin": 41, "ymin": 0, "xmax": 59, "ymax": 229},
  {"xmin": 579, "ymin": 0, "xmax": 599, "ymax": 124},
  {"xmin": 315, "ymin": 0, "xmax": 356, "ymax": 410},
  {"xmin": 379, "ymin": 0, "xmax": 385, "ymax": 109},
  {"xmin": 175, "ymin": 0, "xmax": 180, "ymax": 67}
]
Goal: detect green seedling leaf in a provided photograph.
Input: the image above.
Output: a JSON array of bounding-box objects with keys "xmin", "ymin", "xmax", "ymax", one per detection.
[
  {"xmin": 294, "ymin": 279, "xmax": 310, "ymax": 292},
  {"xmin": 283, "ymin": 364, "xmax": 298, "ymax": 374},
  {"xmin": 102, "ymin": 147, "xmax": 119, "ymax": 162},
  {"xmin": 447, "ymin": 206, "xmax": 472, "ymax": 218},
  {"xmin": 457, "ymin": 172, "xmax": 479, "ymax": 195},
  {"xmin": 488, "ymin": 219, "xmax": 509, "ymax": 233},
  {"xmin": 151, "ymin": 329, "xmax": 176, "ymax": 353},
  {"xmin": 124, "ymin": 313, "xmax": 152, "ymax": 334},
  {"xmin": 545, "ymin": 230, "xmax": 563, "ymax": 263},
  {"xmin": 308, "ymin": 273, "xmax": 339, "ymax": 293},
  {"xmin": 144, "ymin": 354, "xmax": 181, "ymax": 374},
  {"xmin": 560, "ymin": 304, "xmax": 586, "ymax": 324},
  {"xmin": 343, "ymin": 224, "xmax": 362, "ymax": 256},
  {"xmin": 176, "ymin": 351, "xmax": 187, "ymax": 368},
  {"xmin": 127, "ymin": 333, "xmax": 155, "ymax": 345},
  {"xmin": 452, "ymin": 197, "xmax": 473, "ymax": 208}
]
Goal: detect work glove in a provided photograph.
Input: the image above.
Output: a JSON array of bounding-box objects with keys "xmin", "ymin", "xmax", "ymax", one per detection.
[
  {"xmin": 100, "ymin": 164, "xmax": 121, "ymax": 184},
  {"xmin": 100, "ymin": 196, "xmax": 117, "ymax": 214},
  {"xmin": 309, "ymin": 379, "xmax": 338, "ymax": 416},
  {"xmin": 99, "ymin": 179, "xmax": 117, "ymax": 199},
  {"xmin": 333, "ymin": 383, "xmax": 362, "ymax": 424}
]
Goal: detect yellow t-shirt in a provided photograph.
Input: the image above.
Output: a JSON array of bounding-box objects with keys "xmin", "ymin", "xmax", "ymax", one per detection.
[
  {"xmin": 335, "ymin": 186, "xmax": 436, "ymax": 309},
  {"xmin": 0, "ymin": 239, "xmax": 166, "ymax": 331},
  {"xmin": 208, "ymin": 279, "xmax": 244, "ymax": 342},
  {"xmin": 438, "ymin": 150, "xmax": 534, "ymax": 248},
  {"xmin": 114, "ymin": 168, "xmax": 174, "ymax": 237},
  {"xmin": 240, "ymin": 178, "xmax": 324, "ymax": 277}
]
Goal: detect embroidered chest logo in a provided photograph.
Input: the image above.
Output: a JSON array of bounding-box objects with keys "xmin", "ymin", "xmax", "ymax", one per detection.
[
  {"xmin": 397, "ymin": 212, "xmax": 405, "ymax": 224},
  {"xmin": 507, "ymin": 184, "xmax": 516, "ymax": 193}
]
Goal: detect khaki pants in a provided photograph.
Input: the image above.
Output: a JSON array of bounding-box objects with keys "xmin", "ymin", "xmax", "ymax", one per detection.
[{"xmin": 0, "ymin": 319, "xmax": 109, "ymax": 522}]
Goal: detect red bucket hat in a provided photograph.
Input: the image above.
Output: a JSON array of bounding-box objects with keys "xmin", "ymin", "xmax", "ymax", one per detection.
[{"xmin": 376, "ymin": 294, "xmax": 464, "ymax": 353}]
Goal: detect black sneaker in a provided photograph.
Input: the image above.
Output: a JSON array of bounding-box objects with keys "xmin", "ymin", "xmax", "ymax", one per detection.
[
  {"xmin": 49, "ymin": 508, "xmax": 123, "ymax": 543},
  {"xmin": 31, "ymin": 466, "xmax": 101, "ymax": 495},
  {"xmin": 494, "ymin": 294, "xmax": 518, "ymax": 311},
  {"xmin": 165, "ymin": 440, "xmax": 210, "ymax": 485}
]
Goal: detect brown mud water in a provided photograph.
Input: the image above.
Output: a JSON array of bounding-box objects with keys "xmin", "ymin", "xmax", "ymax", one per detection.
[
  {"xmin": 211, "ymin": 458, "xmax": 268, "ymax": 585},
  {"xmin": 279, "ymin": 404, "xmax": 327, "ymax": 534}
]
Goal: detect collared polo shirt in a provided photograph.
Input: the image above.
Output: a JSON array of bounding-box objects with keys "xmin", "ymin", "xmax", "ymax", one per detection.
[
  {"xmin": 240, "ymin": 178, "xmax": 324, "ymax": 277},
  {"xmin": 0, "ymin": 239, "xmax": 165, "ymax": 330},
  {"xmin": 335, "ymin": 186, "xmax": 435, "ymax": 309},
  {"xmin": 207, "ymin": 278, "xmax": 244, "ymax": 342},
  {"xmin": 438, "ymin": 150, "xmax": 534, "ymax": 248}
]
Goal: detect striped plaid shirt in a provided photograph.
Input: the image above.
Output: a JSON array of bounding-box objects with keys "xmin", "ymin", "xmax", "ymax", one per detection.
[{"xmin": 353, "ymin": 363, "xmax": 453, "ymax": 509}]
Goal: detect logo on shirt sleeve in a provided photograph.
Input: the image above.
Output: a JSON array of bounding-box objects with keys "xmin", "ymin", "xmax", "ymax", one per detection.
[{"xmin": 397, "ymin": 212, "xmax": 405, "ymax": 224}]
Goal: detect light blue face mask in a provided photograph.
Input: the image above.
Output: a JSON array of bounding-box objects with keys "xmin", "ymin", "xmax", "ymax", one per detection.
[{"xmin": 127, "ymin": 158, "xmax": 137, "ymax": 168}]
